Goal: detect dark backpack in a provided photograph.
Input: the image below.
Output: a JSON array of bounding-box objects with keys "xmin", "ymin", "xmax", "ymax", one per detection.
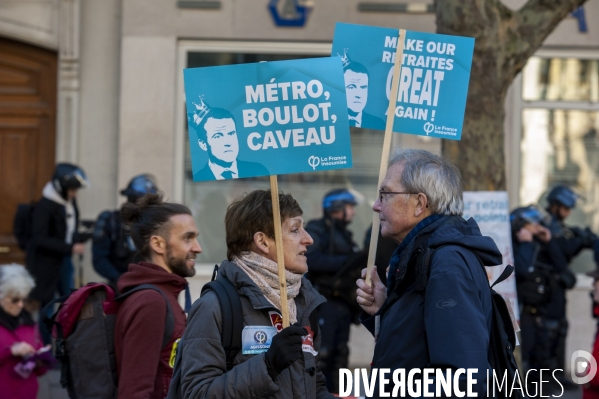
[
  {"xmin": 416, "ymin": 245, "xmax": 521, "ymax": 399},
  {"xmin": 166, "ymin": 266, "xmax": 319, "ymax": 399},
  {"xmin": 43, "ymin": 282, "xmax": 175, "ymax": 399},
  {"xmin": 13, "ymin": 202, "xmax": 37, "ymax": 250}
]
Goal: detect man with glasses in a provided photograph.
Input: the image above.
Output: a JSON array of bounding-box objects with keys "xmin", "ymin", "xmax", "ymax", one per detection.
[{"xmin": 356, "ymin": 149, "xmax": 503, "ymax": 397}]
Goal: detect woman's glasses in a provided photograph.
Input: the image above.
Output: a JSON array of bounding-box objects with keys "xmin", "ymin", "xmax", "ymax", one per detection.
[{"xmin": 10, "ymin": 297, "xmax": 25, "ymax": 304}]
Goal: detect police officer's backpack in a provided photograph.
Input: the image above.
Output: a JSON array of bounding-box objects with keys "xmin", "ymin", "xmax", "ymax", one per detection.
[{"xmin": 43, "ymin": 283, "xmax": 175, "ymax": 399}]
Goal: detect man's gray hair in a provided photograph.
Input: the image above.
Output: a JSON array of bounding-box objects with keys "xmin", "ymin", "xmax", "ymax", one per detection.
[
  {"xmin": 0, "ymin": 264, "xmax": 35, "ymax": 299},
  {"xmin": 389, "ymin": 149, "xmax": 463, "ymax": 215}
]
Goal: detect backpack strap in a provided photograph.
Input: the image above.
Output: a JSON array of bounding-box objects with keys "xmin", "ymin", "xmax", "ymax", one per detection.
[
  {"xmin": 491, "ymin": 264, "xmax": 514, "ymax": 289},
  {"xmin": 110, "ymin": 211, "xmax": 120, "ymax": 242},
  {"xmin": 116, "ymin": 284, "xmax": 175, "ymax": 349},
  {"xmin": 201, "ymin": 278, "xmax": 243, "ymax": 371},
  {"xmin": 308, "ymin": 308, "xmax": 319, "ymax": 340},
  {"xmin": 424, "ymin": 244, "xmax": 515, "ymax": 289}
]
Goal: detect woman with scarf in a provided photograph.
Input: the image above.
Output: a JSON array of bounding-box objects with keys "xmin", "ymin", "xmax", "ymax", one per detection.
[
  {"xmin": 0, "ymin": 264, "xmax": 49, "ymax": 399},
  {"xmin": 177, "ymin": 190, "xmax": 334, "ymax": 398}
]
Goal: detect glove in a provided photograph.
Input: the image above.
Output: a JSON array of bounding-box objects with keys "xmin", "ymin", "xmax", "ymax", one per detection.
[
  {"xmin": 264, "ymin": 324, "xmax": 307, "ymax": 377},
  {"xmin": 557, "ymin": 269, "xmax": 577, "ymax": 289},
  {"xmin": 572, "ymin": 227, "xmax": 599, "ymax": 248}
]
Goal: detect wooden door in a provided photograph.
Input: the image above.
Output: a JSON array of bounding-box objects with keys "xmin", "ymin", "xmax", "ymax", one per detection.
[{"xmin": 0, "ymin": 37, "xmax": 57, "ymax": 264}]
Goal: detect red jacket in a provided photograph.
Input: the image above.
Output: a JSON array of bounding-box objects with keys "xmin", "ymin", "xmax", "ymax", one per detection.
[
  {"xmin": 584, "ymin": 305, "xmax": 599, "ymax": 399},
  {"xmin": 0, "ymin": 312, "xmax": 47, "ymax": 399},
  {"xmin": 115, "ymin": 262, "xmax": 188, "ymax": 399}
]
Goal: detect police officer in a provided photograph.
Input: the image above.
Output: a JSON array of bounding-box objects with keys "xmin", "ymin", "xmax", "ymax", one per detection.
[
  {"xmin": 511, "ymin": 206, "xmax": 557, "ymax": 382},
  {"xmin": 305, "ymin": 188, "xmax": 365, "ymax": 394},
  {"xmin": 92, "ymin": 174, "xmax": 158, "ymax": 286},
  {"xmin": 544, "ymin": 185, "xmax": 599, "ymax": 387}
]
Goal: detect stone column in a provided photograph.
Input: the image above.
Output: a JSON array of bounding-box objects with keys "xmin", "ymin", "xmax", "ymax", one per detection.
[{"xmin": 56, "ymin": 0, "xmax": 81, "ymax": 164}]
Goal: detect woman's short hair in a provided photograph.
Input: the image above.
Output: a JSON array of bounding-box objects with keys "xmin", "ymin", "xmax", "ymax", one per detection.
[
  {"xmin": 225, "ymin": 190, "xmax": 303, "ymax": 260},
  {"xmin": 0, "ymin": 264, "xmax": 35, "ymax": 299},
  {"xmin": 389, "ymin": 149, "xmax": 464, "ymax": 215}
]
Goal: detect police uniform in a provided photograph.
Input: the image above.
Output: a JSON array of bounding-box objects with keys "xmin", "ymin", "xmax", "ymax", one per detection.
[
  {"xmin": 92, "ymin": 174, "xmax": 158, "ymax": 287},
  {"xmin": 305, "ymin": 215, "xmax": 362, "ymax": 393},
  {"xmin": 545, "ymin": 213, "xmax": 596, "ymax": 379},
  {"xmin": 92, "ymin": 210, "xmax": 136, "ymax": 286}
]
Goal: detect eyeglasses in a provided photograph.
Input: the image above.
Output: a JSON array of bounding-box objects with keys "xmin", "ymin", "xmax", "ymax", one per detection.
[
  {"xmin": 378, "ymin": 190, "xmax": 418, "ymax": 203},
  {"xmin": 9, "ymin": 297, "xmax": 25, "ymax": 304}
]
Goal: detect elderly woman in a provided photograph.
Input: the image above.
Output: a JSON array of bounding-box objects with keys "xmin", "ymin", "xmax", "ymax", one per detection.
[
  {"xmin": 177, "ymin": 190, "xmax": 333, "ymax": 398},
  {"xmin": 0, "ymin": 264, "xmax": 48, "ymax": 399}
]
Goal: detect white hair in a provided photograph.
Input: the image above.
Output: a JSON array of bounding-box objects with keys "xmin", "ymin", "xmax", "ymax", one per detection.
[
  {"xmin": 0, "ymin": 264, "xmax": 35, "ymax": 299},
  {"xmin": 389, "ymin": 149, "xmax": 464, "ymax": 215}
]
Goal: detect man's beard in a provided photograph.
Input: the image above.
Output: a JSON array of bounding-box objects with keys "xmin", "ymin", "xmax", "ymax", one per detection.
[{"xmin": 166, "ymin": 246, "xmax": 196, "ymax": 278}]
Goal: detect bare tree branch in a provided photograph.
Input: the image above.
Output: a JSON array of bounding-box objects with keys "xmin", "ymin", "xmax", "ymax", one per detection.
[
  {"xmin": 436, "ymin": 0, "xmax": 589, "ymax": 190},
  {"xmin": 434, "ymin": 0, "xmax": 512, "ymax": 43},
  {"xmin": 508, "ymin": 0, "xmax": 587, "ymax": 76}
]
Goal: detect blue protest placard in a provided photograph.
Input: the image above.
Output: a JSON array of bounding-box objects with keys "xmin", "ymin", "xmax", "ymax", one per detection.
[
  {"xmin": 332, "ymin": 23, "xmax": 475, "ymax": 140},
  {"xmin": 184, "ymin": 58, "xmax": 352, "ymax": 181}
]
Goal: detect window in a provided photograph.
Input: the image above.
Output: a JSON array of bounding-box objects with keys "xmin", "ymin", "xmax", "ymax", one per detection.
[{"xmin": 519, "ymin": 54, "xmax": 599, "ymax": 273}]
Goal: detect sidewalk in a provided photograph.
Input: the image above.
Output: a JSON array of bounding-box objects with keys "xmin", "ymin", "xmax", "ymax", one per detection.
[{"xmin": 37, "ymin": 369, "xmax": 68, "ymax": 399}]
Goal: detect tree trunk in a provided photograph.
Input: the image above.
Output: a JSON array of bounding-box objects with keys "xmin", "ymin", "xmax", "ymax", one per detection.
[{"xmin": 435, "ymin": 0, "xmax": 587, "ymax": 191}]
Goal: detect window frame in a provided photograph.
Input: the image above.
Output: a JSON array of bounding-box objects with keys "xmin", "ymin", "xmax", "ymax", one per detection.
[{"xmin": 506, "ymin": 48, "xmax": 599, "ymax": 208}]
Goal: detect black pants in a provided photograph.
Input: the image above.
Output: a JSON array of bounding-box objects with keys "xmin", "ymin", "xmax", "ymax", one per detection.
[
  {"xmin": 317, "ymin": 300, "xmax": 353, "ymax": 393},
  {"xmin": 520, "ymin": 311, "xmax": 566, "ymax": 374}
]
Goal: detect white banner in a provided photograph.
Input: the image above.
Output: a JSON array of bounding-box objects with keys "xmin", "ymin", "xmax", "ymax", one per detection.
[{"xmin": 463, "ymin": 191, "xmax": 520, "ymax": 328}]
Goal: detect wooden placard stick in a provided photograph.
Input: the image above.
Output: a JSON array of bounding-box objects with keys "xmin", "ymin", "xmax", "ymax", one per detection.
[
  {"xmin": 269, "ymin": 175, "xmax": 290, "ymax": 328},
  {"xmin": 365, "ymin": 29, "xmax": 406, "ymax": 286}
]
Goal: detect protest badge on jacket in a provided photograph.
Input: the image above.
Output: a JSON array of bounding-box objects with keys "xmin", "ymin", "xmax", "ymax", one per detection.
[
  {"xmin": 183, "ymin": 57, "xmax": 352, "ymax": 182},
  {"xmin": 332, "ymin": 23, "xmax": 475, "ymax": 140},
  {"xmin": 241, "ymin": 326, "xmax": 278, "ymax": 355}
]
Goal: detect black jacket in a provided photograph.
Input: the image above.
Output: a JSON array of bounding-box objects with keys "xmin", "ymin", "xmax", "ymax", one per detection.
[
  {"xmin": 305, "ymin": 217, "xmax": 358, "ymax": 275},
  {"xmin": 92, "ymin": 210, "xmax": 134, "ymax": 284},
  {"xmin": 547, "ymin": 213, "xmax": 598, "ymax": 263},
  {"xmin": 513, "ymin": 234, "xmax": 575, "ymax": 319},
  {"xmin": 305, "ymin": 217, "xmax": 363, "ymax": 305},
  {"xmin": 26, "ymin": 197, "xmax": 78, "ymax": 303},
  {"xmin": 361, "ymin": 216, "xmax": 502, "ymax": 397}
]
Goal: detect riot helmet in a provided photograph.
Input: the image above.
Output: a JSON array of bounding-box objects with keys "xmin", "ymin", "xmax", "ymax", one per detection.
[
  {"xmin": 52, "ymin": 163, "xmax": 89, "ymax": 199},
  {"xmin": 547, "ymin": 185, "xmax": 578, "ymax": 209},
  {"xmin": 120, "ymin": 174, "xmax": 159, "ymax": 203},
  {"xmin": 323, "ymin": 189, "xmax": 358, "ymax": 215},
  {"xmin": 510, "ymin": 205, "xmax": 545, "ymax": 233}
]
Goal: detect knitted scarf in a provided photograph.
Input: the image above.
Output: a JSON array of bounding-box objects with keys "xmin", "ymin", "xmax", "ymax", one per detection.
[{"xmin": 233, "ymin": 251, "xmax": 303, "ymax": 324}]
